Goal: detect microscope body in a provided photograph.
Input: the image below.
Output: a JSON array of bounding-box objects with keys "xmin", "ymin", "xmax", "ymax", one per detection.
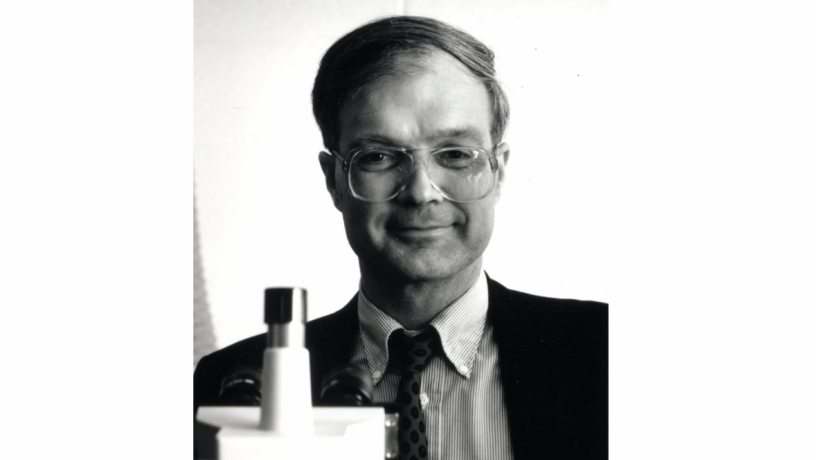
[{"xmin": 195, "ymin": 287, "xmax": 392, "ymax": 460}]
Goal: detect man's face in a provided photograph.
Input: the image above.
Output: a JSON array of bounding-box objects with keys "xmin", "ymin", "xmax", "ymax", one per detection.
[{"xmin": 321, "ymin": 51, "xmax": 508, "ymax": 283}]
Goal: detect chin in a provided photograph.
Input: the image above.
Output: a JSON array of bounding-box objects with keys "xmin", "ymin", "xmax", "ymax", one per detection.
[
  {"xmin": 349, "ymin": 227, "xmax": 485, "ymax": 283},
  {"xmin": 392, "ymin": 263, "xmax": 452, "ymax": 282},
  {"xmin": 381, "ymin": 249, "xmax": 476, "ymax": 283}
]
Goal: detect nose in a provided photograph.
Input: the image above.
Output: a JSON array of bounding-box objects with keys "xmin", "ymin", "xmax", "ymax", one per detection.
[{"xmin": 395, "ymin": 163, "xmax": 444, "ymax": 205}]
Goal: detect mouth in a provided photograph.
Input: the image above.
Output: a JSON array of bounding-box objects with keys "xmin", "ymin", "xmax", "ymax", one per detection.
[{"xmin": 388, "ymin": 224, "xmax": 453, "ymax": 239}]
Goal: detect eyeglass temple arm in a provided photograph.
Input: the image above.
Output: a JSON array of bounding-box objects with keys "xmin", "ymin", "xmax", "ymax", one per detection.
[{"xmin": 326, "ymin": 150, "xmax": 351, "ymax": 172}]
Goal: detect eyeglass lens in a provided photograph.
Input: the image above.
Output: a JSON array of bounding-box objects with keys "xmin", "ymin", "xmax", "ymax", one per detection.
[{"xmin": 348, "ymin": 149, "xmax": 495, "ymax": 202}]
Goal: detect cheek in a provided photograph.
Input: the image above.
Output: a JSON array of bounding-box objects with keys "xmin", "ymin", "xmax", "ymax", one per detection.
[
  {"xmin": 340, "ymin": 202, "xmax": 388, "ymax": 247},
  {"xmin": 341, "ymin": 210, "xmax": 370, "ymax": 259},
  {"xmin": 461, "ymin": 202, "xmax": 496, "ymax": 247}
]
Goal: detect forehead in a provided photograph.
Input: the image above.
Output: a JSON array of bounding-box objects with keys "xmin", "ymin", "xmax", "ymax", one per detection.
[{"xmin": 337, "ymin": 51, "xmax": 492, "ymax": 150}]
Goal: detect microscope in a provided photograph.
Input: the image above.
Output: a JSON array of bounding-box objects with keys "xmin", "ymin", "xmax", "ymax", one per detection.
[{"xmin": 196, "ymin": 288, "xmax": 398, "ymax": 459}]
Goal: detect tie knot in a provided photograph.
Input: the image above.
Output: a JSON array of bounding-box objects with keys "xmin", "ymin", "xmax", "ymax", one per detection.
[{"xmin": 390, "ymin": 330, "xmax": 438, "ymax": 374}]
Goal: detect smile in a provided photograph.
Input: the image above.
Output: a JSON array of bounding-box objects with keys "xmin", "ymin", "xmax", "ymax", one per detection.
[{"xmin": 389, "ymin": 225, "xmax": 452, "ymax": 239}]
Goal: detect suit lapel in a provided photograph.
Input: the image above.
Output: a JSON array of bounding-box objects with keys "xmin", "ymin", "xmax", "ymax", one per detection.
[
  {"xmin": 305, "ymin": 294, "xmax": 360, "ymax": 404},
  {"xmin": 488, "ymin": 276, "xmax": 555, "ymax": 460}
]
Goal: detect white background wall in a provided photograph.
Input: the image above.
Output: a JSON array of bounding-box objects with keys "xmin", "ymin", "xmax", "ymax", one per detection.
[{"xmin": 195, "ymin": 0, "xmax": 610, "ymax": 349}]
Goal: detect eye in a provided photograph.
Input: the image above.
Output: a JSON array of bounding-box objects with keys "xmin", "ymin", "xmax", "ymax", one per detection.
[
  {"xmin": 435, "ymin": 148, "xmax": 477, "ymax": 168},
  {"xmin": 352, "ymin": 149, "xmax": 403, "ymax": 172},
  {"xmin": 358, "ymin": 152, "xmax": 387, "ymax": 163}
]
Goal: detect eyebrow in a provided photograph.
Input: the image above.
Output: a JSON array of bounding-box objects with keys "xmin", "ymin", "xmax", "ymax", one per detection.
[
  {"xmin": 432, "ymin": 127, "xmax": 487, "ymax": 145},
  {"xmin": 346, "ymin": 126, "xmax": 487, "ymax": 151},
  {"xmin": 347, "ymin": 134, "xmax": 400, "ymax": 151}
]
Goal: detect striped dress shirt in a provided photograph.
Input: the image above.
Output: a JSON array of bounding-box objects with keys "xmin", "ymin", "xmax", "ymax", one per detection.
[{"xmin": 348, "ymin": 271, "xmax": 514, "ymax": 460}]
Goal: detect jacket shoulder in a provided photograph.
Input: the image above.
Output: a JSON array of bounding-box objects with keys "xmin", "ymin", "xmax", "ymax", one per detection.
[
  {"xmin": 488, "ymin": 277, "xmax": 607, "ymax": 323},
  {"xmin": 200, "ymin": 333, "xmax": 267, "ymax": 367},
  {"xmin": 305, "ymin": 296, "xmax": 359, "ymax": 402},
  {"xmin": 487, "ymin": 276, "xmax": 608, "ymax": 370},
  {"xmin": 305, "ymin": 298, "xmax": 358, "ymax": 347}
]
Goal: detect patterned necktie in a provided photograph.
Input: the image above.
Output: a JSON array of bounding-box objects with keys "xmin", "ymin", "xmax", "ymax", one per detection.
[{"xmin": 391, "ymin": 330, "xmax": 438, "ymax": 460}]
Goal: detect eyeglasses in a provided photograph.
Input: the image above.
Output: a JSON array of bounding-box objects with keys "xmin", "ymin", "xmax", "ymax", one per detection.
[{"xmin": 326, "ymin": 146, "xmax": 500, "ymax": 203}]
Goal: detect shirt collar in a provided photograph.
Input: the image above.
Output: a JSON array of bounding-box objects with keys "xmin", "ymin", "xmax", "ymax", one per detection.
[{"xmin": 357, "ymin": 270, "xmax": 489, "ymax": 383}]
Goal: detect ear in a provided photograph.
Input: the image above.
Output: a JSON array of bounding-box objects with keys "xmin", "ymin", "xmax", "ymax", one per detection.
[
  {"xmin": 318, "ymin": 151, "xmax": 343, "ymax": 210},
  {"xmin": 493, "ymin": 142, "xmax": 510, "ymax": 200}
]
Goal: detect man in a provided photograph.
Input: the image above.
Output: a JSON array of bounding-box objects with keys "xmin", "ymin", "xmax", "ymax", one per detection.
[{"xmin": 195, "ymin": 16, "xmax": 607, "ymax": 460}]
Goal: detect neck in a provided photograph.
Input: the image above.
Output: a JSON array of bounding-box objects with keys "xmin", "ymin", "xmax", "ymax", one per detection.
[{"xmin": 359, "ymin": 259, "xmax": 483, "ymax": 330}]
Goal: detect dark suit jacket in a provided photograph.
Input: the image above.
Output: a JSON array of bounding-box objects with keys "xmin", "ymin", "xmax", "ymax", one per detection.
[{"xmin": 194, "ymin": 277, "xmax": 608, "ymax": 459}]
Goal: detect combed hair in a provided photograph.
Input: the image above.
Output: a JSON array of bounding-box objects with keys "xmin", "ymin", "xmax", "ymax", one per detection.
[{"xmin": 311, "ymin": 16, "xmax": 510, "ymax": 151}]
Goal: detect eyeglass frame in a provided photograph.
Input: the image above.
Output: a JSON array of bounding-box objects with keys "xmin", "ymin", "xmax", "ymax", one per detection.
[{"xmin": 324, "ymin": 144, "xmax": 502, "ymax": 203}]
